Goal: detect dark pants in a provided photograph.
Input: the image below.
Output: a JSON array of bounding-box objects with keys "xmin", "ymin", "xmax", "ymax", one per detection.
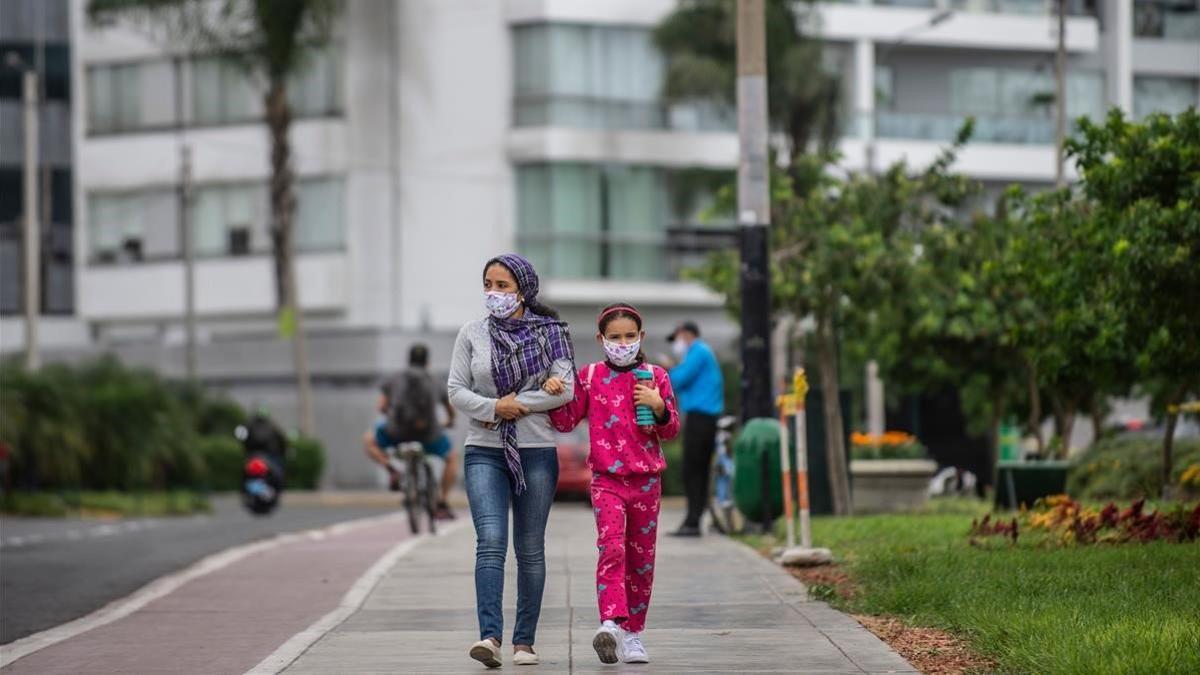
[{"xmin": 681, "ymin": 412, "xmax": 718, "ymax": 528}]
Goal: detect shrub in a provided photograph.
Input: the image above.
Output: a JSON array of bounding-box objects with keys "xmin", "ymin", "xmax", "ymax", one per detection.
[
  {"xmin": 197, "ymin": 436, "xmax": 244, "ymax": 491},
  {"xmin": 661, "ymin": 439, "xmax": 684, "ymax": 496},
  {"xmin": 1068, "ymin": 437, "xmax": 1200, "ymax": 500},
  {"xmin": 287, "ymin": 435, "xmax": 326, "ymax": 489}
]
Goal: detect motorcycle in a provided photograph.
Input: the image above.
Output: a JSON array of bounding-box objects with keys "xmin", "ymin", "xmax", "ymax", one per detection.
[{"xmin": 235, "ymin": 422, "xmax": 285, "ymax": 516}]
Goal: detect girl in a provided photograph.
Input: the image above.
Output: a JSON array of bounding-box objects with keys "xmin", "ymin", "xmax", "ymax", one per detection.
[{"xmin": 543, "ymin": 303, "xmax": 680, "ymax": 665}]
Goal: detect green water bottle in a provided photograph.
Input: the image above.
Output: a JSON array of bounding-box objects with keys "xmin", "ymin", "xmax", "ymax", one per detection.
[{"xmin": 635, "ymin": 368, "xmax": 657, "ymax": 432}]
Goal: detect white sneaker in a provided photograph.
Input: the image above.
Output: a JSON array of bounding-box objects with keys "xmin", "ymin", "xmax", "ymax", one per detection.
[
  {"xmin": 513, "ymin": 648, "xmax": 539, "ymax": 666},
  {"xmin": 621, "ymin": 631, "xmax": 650, "ymax": 664},
  {"xmin": 469, "ymin": 639, "xmax": 502, "ymax": 669},
  {"xmin": 592, "ymin": 620, "xmax": 623, "ymax": 664}
]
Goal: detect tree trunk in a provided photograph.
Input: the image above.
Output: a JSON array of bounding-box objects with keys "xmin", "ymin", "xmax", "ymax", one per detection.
[
  {"xmin": 266, "ymin": 79, "xmax": 315, "ymax": 437},
  {"xmin": 1025, "ymin": 357, "xmax": 1044, "ymax": 454},
  {"xmin": 1089, "ymin": 393, "xmax": 1106, "ymax": 447},
  {"xmin": 816, "ymin": 313, "xmax": 852, "ymax": 515},
  {"xmin": 1161, "ymin": 384, "xmax": 1187, "ymax": 501},
  {"xmin": 989, "ymin": 386, "xmax": 1005, "ymax": 499}
]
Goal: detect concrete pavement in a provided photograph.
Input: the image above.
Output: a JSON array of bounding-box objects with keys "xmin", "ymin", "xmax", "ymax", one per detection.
[{"xmin": 281, "ymin": 505, "xmax": 915, "ymax": 674}]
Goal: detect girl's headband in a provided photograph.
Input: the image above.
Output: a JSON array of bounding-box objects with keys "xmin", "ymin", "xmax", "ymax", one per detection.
[{"xmin": 597, "ymin": 305, "xmax": 642, "ymax": 327}]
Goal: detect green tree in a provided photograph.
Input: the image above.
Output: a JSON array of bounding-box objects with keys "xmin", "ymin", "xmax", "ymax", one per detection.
[
  {"xmin": 1068, "ymin": 109, "xmax": 1200, "ymax": 497},
  {"xmin": 87, "ymin": 0, "xmax": 337, "ymax": 435}
]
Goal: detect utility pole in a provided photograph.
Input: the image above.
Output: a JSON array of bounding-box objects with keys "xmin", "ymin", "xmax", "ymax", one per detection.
[
  {"xmin": 736, "ymin": 0, "xmax": 773, "ymax": 420},
  {"xmin": 180, "ymin": 144, "xmax": 197, "ymax": 381},
  {"xmin": 1054, "ymin": 0, "xmax": 1067, "ymax": 188},
  {"xmin": 22, "ymin": 69, "xmax": 40, "ymax": 371}
]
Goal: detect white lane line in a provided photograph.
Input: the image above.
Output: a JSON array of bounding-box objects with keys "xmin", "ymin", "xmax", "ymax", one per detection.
[
  {"xmin": 1, "ymin": 519, "xmax": 163, "ymax": 549},
  {"xmin": 245, "ymin": 519, "xmax": 470, "ymax": 675},
  {"xmin": 0, "ymin": 512, "xmax": 409, "ymax": 669}
]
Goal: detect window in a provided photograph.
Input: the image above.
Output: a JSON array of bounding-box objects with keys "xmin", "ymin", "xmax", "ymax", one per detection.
[
  {"xmin": 288, "ymin": 45, "xmax": 342, "ymax": 117},
  {"xmin": 89, "ymin": 177, "xmax": 343, "ymax": 263},
  {"xmin": 516, "ymin": 164, "xmax": 731, "ymax": 280},
  {"xmin": 87, "ymin": 61, "xmax": 177, "ymax": 133},
  {"xmin": 1134, "ymin": 0, "xmax": 1200, "ymax": 39},
  {"xmin": 191, "ymin": 183, "xmax": 268, "ymax": 256},
  {"xmin": 514, "ymin": 24, "xmax": 667, "ymax": 130},
  {"xmin": 1134, "ymin": 77, "xmax": 1199, "ymax": 119},
  {"xmin": 294, "ymin": 177, "xmax": 345, "ymax": 251},
  {"xmin": 939, "ymin": 67, "xmax": 1105, "ymax": 143},
  {"xmin": 88, "ymin": 189, "xmax": 179, "ymax": 262},
  {"xmin": 190, "ymin": 56, "xmax": 259, "ymax": 126}
]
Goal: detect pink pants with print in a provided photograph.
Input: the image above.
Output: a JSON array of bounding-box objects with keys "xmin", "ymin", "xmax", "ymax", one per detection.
[{"xmin": 591, "ymin": 472, "xmax": 662, "ymax": 633}]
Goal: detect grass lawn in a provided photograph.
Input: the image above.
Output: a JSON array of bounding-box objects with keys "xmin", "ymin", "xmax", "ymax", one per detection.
[
  {"xmin": 751, "ymin": 499, "xmax": 1200, "ymax": 675},
  {"xmin": 1, "ymin": 490, "xmax": 212, "ymax": 517}
]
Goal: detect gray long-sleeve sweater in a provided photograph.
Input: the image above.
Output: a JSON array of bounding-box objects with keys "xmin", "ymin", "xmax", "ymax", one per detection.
[{"xmin": 447, "ymin": 318, "xmax": 575, "ymax": 450}]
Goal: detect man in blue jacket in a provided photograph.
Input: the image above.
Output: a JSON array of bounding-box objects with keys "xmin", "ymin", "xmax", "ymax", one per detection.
[{"xmin": 666, "ymin": 321, "xmax": 724, "ymax": 536}]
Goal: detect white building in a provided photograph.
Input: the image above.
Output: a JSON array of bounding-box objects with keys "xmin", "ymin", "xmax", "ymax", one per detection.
[{"xmin": 2, "ymin": 0, "xmax": 1196, "ymax": 485}]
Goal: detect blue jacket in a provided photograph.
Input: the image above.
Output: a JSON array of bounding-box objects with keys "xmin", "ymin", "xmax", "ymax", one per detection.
[{"xmin": 668, "ymin": 339, "xmax": 724, "ymax": 416}]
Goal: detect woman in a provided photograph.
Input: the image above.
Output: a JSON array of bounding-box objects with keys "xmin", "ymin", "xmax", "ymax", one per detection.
[{"xmin": 447, "ymin": 253, "xmax": 575, "ymax": 668}]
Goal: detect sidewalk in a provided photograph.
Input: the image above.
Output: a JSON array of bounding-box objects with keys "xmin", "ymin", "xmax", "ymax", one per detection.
[{"xmin": 281, "ymin": 505, "xmax": 915, "ymax": 674}]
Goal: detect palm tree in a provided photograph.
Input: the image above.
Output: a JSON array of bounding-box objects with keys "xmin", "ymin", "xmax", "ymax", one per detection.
[{"xmin": 87, "ymin": 0, "xmax": 336, "ymax": 435}]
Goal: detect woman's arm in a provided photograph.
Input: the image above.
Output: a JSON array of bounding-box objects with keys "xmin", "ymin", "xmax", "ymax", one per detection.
[
  {"xmin": 515, "ymin": 358, "xmax": 575, "ymax": 412},
  {"xmin": 446, "ymin": 324, "xmax": 499, "ymax": 423},
  {"xmin": 548, "ymin": 365, "xmax": 591, "ymax": 432}
]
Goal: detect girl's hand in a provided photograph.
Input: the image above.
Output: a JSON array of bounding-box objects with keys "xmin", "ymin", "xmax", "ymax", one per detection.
[
  {"xmin": 495, "ymin": 393, "xmax": 531, "ymax": 421},
  {"xmin": 542, "ymin": 376, "xmax": 565, "ymax": 395},
  {"xmin": 634, "ymin": 383, "xmax": 666, "ymax": 417}
]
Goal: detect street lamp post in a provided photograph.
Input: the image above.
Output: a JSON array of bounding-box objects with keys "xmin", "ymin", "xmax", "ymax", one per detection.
[
  {"xmin": 736, "ymin": 0, "xmax": 774, "ymax": 421},
  {"xmin": 6, "ymin": 53, "xmax": 41, "ymax": 370}
]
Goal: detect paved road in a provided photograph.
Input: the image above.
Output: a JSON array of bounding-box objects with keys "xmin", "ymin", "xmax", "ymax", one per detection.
[{"xmin": 0, "ymin": 495, "xmax": 397, "ymax": 644}]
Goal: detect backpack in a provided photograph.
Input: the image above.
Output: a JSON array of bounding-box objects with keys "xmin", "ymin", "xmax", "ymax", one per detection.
[{"xmin": 386, "ymin": 369, "xmax": 437, "ymax": 443}]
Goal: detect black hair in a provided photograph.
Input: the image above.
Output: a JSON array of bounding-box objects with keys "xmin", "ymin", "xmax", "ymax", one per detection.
[
  {"xmin": 482, "ymin": 260, "xmax": 561, "ymax": 319},
  {"xmin": 598, "ymin": 302, "xmax": 646, "ymax": 364},
  {"xmin": 409, "ymin": 343, "xmax": 429, "ymax": 367}
]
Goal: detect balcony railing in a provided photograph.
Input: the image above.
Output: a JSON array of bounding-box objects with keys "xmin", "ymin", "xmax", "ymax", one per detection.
[
  {"xmin": 860, "ymin": 0, "xmax": 1096, "ymax": 16},
  {"xmin": 874, "ymin": 110, "xmax": 1057, "ymax": 144}
]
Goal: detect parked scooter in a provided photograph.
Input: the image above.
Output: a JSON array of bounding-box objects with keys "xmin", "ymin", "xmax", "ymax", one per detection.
[{"xmin": 235, "ymin": 409, "xmax": 287, "ymax": 515}]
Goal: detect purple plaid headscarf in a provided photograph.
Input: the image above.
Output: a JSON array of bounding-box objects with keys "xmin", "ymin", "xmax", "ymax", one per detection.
[{"xmin": 485, "ymin": 253, "xmax": 574, "ymax": 494}]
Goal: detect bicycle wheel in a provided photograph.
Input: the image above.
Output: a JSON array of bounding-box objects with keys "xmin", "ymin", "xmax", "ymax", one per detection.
[
  {"xmin": 405, "ymin": 454, "xmax": 420, "ymax": 535},
  {"xmin": 707, "ymin": 461, "xmax": 728, "ymax": 534},
  {"xmin": 422, "ymin": 460, "xmax": 438, "ymax": 535}
]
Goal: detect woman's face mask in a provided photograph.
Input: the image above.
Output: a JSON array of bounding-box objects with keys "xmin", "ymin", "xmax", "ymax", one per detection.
[
  {"xmin": 485, "ymin": 290, "xmax": 521, "ymax": 318},
  {"xmin": 603, "ymin": 339, "xmax": 641, "ymax": 367}
]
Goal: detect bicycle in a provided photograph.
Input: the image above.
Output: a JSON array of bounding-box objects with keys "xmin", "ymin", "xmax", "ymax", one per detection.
[
  {"xmin": 387, "ymin": 441, "xmax": 439, "ymax": 535},
  {"xmin": 707, "ymin": 415, "xmax": 742, "ymax": 535}
]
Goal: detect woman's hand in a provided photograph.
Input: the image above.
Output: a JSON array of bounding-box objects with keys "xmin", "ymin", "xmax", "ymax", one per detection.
[
  {"xmin": 542, "ymin": 376, "xmax": 565, "ymax": 395},
  {"xmin": 495, "ymin": 393, "xmax": 531, "ymax": 421},
  {"xmin": 634, "ymin": 383, "xmax": 666, "ymax": 418}
]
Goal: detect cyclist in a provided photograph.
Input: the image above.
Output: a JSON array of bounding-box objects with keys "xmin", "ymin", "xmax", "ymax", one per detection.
[{"xmin": 363, "ymin": 343, "xmax": 458, "ymax": 519}]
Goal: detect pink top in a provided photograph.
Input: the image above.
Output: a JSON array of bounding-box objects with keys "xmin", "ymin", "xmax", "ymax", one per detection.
[{"xmin": 549, "ymin": 361, "xmax": 681, "ymax": 477}]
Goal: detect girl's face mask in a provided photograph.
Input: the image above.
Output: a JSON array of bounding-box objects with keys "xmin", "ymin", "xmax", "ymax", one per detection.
[{"xmin": 603, "ymin": 339, "xmax": 641, "ymax": 367}]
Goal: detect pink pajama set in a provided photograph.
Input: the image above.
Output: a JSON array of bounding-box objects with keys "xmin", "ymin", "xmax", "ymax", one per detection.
[{"xmin": 550, "ymin": 361, "xmax": 680, "ymax": 633}]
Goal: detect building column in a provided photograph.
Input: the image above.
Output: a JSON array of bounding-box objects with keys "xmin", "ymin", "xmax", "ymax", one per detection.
[
  {"xmin": 1104, "ymin": 0, "xmax": 1133, "ymax": 113},
  {"xmin": 854, "ymin": 39, "xmax": 875, "ymax": 157}
]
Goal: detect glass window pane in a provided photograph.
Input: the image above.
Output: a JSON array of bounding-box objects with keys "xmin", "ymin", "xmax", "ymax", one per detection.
[
  {"xmin": 116, "ymin": 64, "xmax": 142, "ymax": 130},
  {"xmin": 221, "ymin": 58, "xmax": 259, "ymax": 122},
  {"xmin": 950, "ymin": 68, "xmax": 998, "ymax": 115},
  {"xmin": 88, "ymin": 66, "xmax": 115, "ymax": 132},
  {"xmin": 139, "ymin": 60, "xmax": 176, "ymax": 127},
  {"xmin": 192, "ymin": 186, "xmax": 227, "ymax": 255},
  {"xmin": 1134, "ymin": 77, "xmax": 1199, "ymax": 119},
  {"xmin": 295, "ymin": 177, "xmax": 344, "ymax": 251},
  {"xmin": 191, "ymin": 57, "xmax": 222, "ymax": 125},
  {"xmin": 141, "ymin": 190, "xmax": 179, "ymax": 258}
]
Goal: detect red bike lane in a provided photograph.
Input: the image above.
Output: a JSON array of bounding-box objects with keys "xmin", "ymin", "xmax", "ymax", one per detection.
[{"xmin": 2, "ymin": 514, "xmax": 417, "ymax": 674}]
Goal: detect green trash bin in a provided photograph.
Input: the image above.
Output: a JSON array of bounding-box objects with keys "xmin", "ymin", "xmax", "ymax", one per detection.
[
  {"xmin": 995, "ymin": 460, "xmax": 1070, "ymax": 510},
  {"xmin": 733, "ymin": 418, "xmax": 783, "ymax": 525}
]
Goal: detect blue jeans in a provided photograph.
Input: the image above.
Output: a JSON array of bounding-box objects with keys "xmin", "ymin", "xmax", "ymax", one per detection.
[{"xmin": 464, "ymin": 445, "xmax": 558, "ymax": 646}]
